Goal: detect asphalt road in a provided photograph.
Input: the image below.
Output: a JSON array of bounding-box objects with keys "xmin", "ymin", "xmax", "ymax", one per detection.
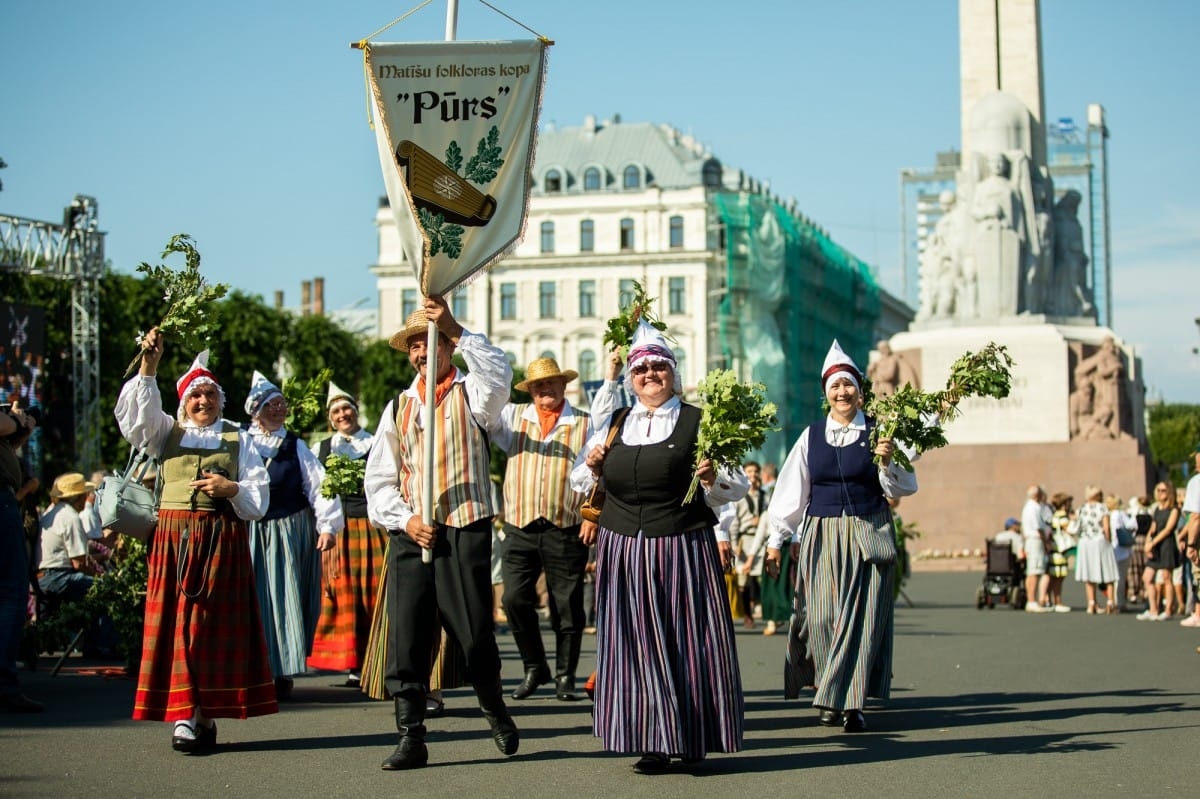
[{"xmin": 2, "ymin": 572, "xmax": 1199, "ymax": 799}]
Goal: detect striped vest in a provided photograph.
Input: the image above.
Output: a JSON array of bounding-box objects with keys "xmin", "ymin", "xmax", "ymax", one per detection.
[
  {"xmin": 502, "ymin": 405, "xmax": 590, "ymax": 529},
  {"xmin": 393, "ymin": 382, "xmax": 495, "ymax": 529}
]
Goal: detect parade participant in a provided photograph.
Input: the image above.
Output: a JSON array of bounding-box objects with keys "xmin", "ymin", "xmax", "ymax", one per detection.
[
  {"xmin": 492, "ymin": 356, "xmax": 617, "ymax": 702},
  {"xmin": 365, "ymin": 296, "xmax": 517, "ymax": 770},
  {"xmin": 571, "ymin": 320, "xmax": 747, "ymax": 773},
  {"xmin": 243, "ymin": 372, "xmax": 342, "ymax": 700},
  {"xmin": 308, "ymin": 381, "xmax": 387, "ymax": 686},
  {"xmin": 765, "ymin": 340, "xmax": 919, "ymax": 734},
  {"xmin": 115, "ymin": 335, "xmax": 276, "ymax": 751}
]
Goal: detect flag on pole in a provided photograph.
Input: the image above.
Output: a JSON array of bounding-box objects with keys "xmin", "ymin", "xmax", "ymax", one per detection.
[{"xmin": 365, "ymin": 40, "xmax": 549, "ymax": 296}]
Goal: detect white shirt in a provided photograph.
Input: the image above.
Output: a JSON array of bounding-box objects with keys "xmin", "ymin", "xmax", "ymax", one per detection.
[
  {"xmin": 115, "ymin": 375, "xmax": 269, "ymax": 521},
  {"xmin": 39, "ymin": 502, "xmax": 89, "ymax": 570},
  {"xmin": 1184, "ymin": 474, "xmax": 1200, "ymax": 515},
  {"xmin": 766, "ymin": 411, "xmax": 920, "ymax": 550},
  {"xmin": 247, "ymin": 423, "xmax": 344, "ymax": 535},
  {"xmin": 312, "ymin": 427, "xmax": 374, "ymax": 460},
  {"xmin": 1021, "ymin": 498, "xmax": 1051, "ymax": 540},
  {"xmin": 365, "ymin": 329, "xmax": 511, "ymax": 533}
]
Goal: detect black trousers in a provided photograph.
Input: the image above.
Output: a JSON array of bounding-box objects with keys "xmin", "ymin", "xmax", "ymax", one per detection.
[
  {"xmin": 384, "ymin": 518, "xmax": 500, "ymax": 697},
  {"xmin": 501, "ymin": 519, "xmax": 589, "ymax": 677}
]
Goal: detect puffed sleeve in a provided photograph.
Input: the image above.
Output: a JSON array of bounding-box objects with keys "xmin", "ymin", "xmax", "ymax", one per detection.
[
  {"xmin": 767, "ymin": 427, "xmax": 812, "ymax": 550},
  {"xmin": 457, "ymin": 330, "xmax": 512, "ymax": 430},
  {"xmin": 230, "ymin": 429, "xmax": 270, "ymax": 521},
  {"xmin": 114, "ymin": 375, "xmax": 175, "ymax": 456},
  {"xmin": 297, "ymin": 441, "xmax": 345, "ymax": 534}
]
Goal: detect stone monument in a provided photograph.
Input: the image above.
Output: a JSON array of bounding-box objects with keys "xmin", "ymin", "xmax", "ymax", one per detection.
[{"xmin": 880, "ymin": 0, "xmax": 1152, "ymax": 555}]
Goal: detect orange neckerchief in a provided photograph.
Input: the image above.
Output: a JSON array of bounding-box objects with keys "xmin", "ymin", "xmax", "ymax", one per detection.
[
  {"xmin": 416, "ymin": 368, "xmax": 458, "ymax": 406},
  {"xmin": 536, "ymin": 402, "xmax": 565, "ymax": 437}
]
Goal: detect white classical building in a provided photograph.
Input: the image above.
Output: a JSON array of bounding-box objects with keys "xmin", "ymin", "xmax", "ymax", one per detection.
[{"xmin": 371, "ymin": 115, "xmax": 912, "ymax": 457}]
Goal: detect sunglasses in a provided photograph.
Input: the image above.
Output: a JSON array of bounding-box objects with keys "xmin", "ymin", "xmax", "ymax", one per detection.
[{"xmin": 630, "ymin": 360, "xmax": 671, "ymax": 376}]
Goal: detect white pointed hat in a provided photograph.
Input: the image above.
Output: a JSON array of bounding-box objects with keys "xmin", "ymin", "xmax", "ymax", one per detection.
[
  {"xmin": 176, "ymin": 349, "xmax": 218, "ymax": 399},
  {"xmin": 244, "ymin": 370, "xmax": 283, "ymax": 417},
  {"xmin": 821, "ymin": 339, "xmax": 862, "ymax": 389},
  {"xmin": 327, "ymin": 380, "xmax": 357, "ymax": 412},
  {"xmin": 624, "ymin": 319, "xmax": 682, "ymax": 395}
]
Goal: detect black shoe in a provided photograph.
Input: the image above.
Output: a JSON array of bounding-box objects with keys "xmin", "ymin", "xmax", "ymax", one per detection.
[
  {"xmin": 818, "ymin": 708, "xmax": 842, "ymax": 727},
  {"xmin": 274, "ymin": 677, "xmax": 294, "ymax": 701},
  {"xmin": 510, "ymin": 664, "xmax": 552, "ymax": 700},
  {"xmin": 0, "ymin": 692, "xmax": 44, "ymax": 713},
  {"xmin": 172, "ymin": 721, "xmax": 217, "ymax": 753},
  {"xmin": 632, "ymin": 753, "xmax": 671, "ymax": 774},
  {"xmin": 485, "ymin": 708, "xmax": 520, "ymax": 756},
  {"xmin": 381, "ymin": 736, "xmax": 428, "ymax": 770},
  {"xmin": 842, "ymin": 709, "xmax": 867, "ymax": 733},
  {"xmin": 555, "ymin": 675, "xmax": 578, "ymax": 701}
]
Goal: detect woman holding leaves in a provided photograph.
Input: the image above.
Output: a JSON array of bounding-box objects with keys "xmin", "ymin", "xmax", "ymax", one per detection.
[
  {"xmin": 115, "ymin": 331, "xmax": 276, "ymax": 752},
  {"xmin": 242, "ymin": 371, "xmax": 343, "ymax": 700},
  {"xmin": 570, "ymin": 321, "xmax": 748, "ymax": 774},
  {"xmin": 765, "ymin": 340, "xmax": 920, "ymax": 734},
  {"xmin": 307, "ymin": 382, "xmax": 387, "ymax": 687}
]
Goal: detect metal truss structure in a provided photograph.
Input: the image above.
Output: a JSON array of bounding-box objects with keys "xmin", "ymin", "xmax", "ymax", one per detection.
[{"xmin": 0, "ymin": 195, "xmax": 105, "ymax": 470}]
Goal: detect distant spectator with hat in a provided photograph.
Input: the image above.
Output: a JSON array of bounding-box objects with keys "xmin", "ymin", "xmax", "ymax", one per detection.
[
  {"xmin": 0, "ymin": 402, "xmax": 41, "ymax": 712},
  {"xmin": 308, "ymin": 381, "xmax": 386, "ymax": 687},
  {"xmin": 490, "ymin": 355, "xmax": 617, "ymax": 702},
  {"xmin": 365, "ymin": 295, "xmax": 518, "ymax": 770},
  {"xmin": 766, "ymin": 339, "xmax": 920, "ymax": 734},
  {"xmin": 37, "ymin": 473, "xmax": 99, "ymax": 601},
  {"xmin": 242, "ymin": 370, "xmax": 343, "ymax": 700},
  {"xmin": 115, "ymin": 331, "xmax": 276, "ymax": 752}
]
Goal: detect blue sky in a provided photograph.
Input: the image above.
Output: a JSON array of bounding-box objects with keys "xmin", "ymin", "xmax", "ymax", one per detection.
[{"xmin": 3, "ymin": 1, "xmax": 1197, "ymax": 402}]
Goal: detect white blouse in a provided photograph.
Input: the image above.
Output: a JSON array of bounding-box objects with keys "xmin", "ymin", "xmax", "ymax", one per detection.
[{"xmin": 246, "ymin": 423, "xmax": 345, "ymax": 535}]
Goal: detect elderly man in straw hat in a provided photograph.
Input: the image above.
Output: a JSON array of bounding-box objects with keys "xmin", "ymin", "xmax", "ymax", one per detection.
[
  {"xmin": 365, "ymin": 295, "xmax": 517, "ymax": 770},
  {"xmin": 489, "ymin": 355, "xmax": 619, "ymax": 702},
  {"xmin": 37, "ymin": 473, "xmax": 100, "ymax": 602}
]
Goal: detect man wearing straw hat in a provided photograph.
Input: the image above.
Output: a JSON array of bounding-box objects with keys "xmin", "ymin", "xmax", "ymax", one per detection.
[
  {"xmin": 37, "ymin": 472, "xmax": 100, "ymax": 602},
  {"xmin": 365, "ymin": 295, "xmax": 517, "ymax": 770},
  {"xmin": 490, "ymin": 356, "xmax": 617, "ymax": 702}
]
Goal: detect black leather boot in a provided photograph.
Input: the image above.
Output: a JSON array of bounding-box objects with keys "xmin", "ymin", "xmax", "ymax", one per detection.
[
  {"xmin": 475, "ymin": 679, "xmax": 520, "ymax": 756},
  {"xmin": 554, "ymin": 632, "xmax": 581, "ymax": 701},
  {"xmin": 510, "ymin": 663, "xmax": 552, "ymax": 700},
  {"xmin": 381, "ymin": 691, "xmax": 428, "ymax": 770}
]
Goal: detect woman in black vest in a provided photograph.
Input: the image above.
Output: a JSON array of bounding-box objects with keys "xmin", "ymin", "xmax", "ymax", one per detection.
[
  {"xmin": 765, "ymin": 340, "xmax": 920, "ymax": 733},
  {"xmin": 243, "ymin": 371, "xmax": 343, "ymax": 699},
  {"xmin": 571, "ymin": 322, "xmax": 748, "ymax": 774}
]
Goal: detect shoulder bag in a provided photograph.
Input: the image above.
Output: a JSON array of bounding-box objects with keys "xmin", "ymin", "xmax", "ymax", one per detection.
[
  {"xmin": 579, "ymin": 408, "xmax": 629, "ymax": 524},
  {"xmin": 96, "ymin": 446, "xmax": 161, "ymax": 541}
]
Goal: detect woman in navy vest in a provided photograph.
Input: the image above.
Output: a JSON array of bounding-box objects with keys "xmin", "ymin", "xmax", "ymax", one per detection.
[
  {"xmin": 570, "ymin": 321, "xmax": 748, "ymax": 774},
  {"xmin": 243, "ymin": 371, "xmax": 344, "ymax": 699},
  {"xmin": 765, "ymin": 340, "xmax": 919, "ymax": 733}
]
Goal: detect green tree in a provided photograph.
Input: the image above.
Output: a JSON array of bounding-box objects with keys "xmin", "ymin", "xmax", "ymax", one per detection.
[
  {"xmin": 283, "ymin": 314, "xmax": 364, "ymax": 435},
  {"xmin": 207, "ymin": 290, "xmax": 293, "ymax": 423},
  {"xmin": 1147, "ymin": 403, "xmax": 1200, "ymax": 487},
  {"xmin": 359, "ymin": 338, "xmax": 414, "ymax": 429}
]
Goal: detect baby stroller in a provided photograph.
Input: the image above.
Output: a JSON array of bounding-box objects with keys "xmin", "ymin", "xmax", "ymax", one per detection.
[{"xmin": 976, "ymin": 538, "xmax": 1026, "ymax": 609}]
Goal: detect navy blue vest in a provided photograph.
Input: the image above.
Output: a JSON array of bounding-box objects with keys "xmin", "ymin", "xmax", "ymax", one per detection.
[
  {"xmin": 806, "ymin": 418, "xmax": 887, "ymax": 518},
  {"xmin": 261, "ymin": 431, "xmax": 309, "ymax": 521},
  {"xmin": 599, "ymin": 404, "xmax": 718, "ymax": 538}
]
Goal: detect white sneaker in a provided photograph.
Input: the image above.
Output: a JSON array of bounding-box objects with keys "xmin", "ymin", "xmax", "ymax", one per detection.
[
  {"xmin": 1054, "ymin": 605, "xmax": 1072, "ymax": 613},
  {"xmin": 1025, "ymin": 602, "xmax": 1047, "ymax": 613},
  {"xmin": 1155, "ymin": 612, "xmax": 1171, "ymax": 621},
  {"xmin": 1136, "ymin": 610, "xmax": 1156, "ymax": 621}
]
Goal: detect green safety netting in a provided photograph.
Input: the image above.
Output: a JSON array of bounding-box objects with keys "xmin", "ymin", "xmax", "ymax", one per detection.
[{"xmin": 714, "ymin": 192, "xmax": 881, "ymax": 466}]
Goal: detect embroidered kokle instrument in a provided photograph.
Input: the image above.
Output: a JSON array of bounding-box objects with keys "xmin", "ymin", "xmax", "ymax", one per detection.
[{"xmin": 394, "ymin": 140, "xmax": 497, "ymax": 227}]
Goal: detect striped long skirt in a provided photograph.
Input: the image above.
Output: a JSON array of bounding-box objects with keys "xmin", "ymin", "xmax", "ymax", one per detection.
[
  {"xmin": 593, "ymin": 527, "xmax": 743, "ymax": 759},
  {"xmin": 787, "ymin": 510, "xmax": 895, "ymax": 711},
  {"xmin": 249, "ymin": 509, "xmax": 321, "ymax": 678},
  {"xmin": 133, "ymin": 509, "xmax": 277, "ymax": 722},
  {"xmin": 308, "ymin": 515, "xmax": 389, "ymax": 672}
]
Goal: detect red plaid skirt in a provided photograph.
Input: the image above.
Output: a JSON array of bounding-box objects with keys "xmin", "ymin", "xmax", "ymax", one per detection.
[
  {"xmin": 133, "ymin": 509, "xmax": 278, "ymax": 722},
  {"xmin": 308, "ymin": 516, "xmax": 388, "ymax": 671}
]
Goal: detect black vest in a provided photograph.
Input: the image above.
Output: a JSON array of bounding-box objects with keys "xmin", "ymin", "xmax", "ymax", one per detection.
[
  {"xmin": 255, "ymin": 430, "xmax": 309, "ymax": 521},
  {"xmin": 599, "ymin": 404, "xmax": 718, "ymax": 538},
  {"xmin": 318, "ymin": 436, "xmax": 369, "ymax": 519},
  {"xmin": 806, "ymin": 418, "xmax": 887, "ymax": 518}
]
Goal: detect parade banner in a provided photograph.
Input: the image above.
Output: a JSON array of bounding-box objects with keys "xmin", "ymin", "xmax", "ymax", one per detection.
[{"xmin": 366, "ymin": 40, "xmax": 549, "ymax": 295}]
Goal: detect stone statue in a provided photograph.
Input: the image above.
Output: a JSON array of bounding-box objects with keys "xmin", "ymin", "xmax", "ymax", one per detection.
[
  {"xmin": 1052, "ymin": 190, "xmax": 1094, "ymax": 317},
  {"xmin": 867, "ymin": 341, "xmax": 920, "ymax": 398},
  {"xmin": 918, "ymin": 190, "xmax": 967, "ymax": 320},
  {"xmin": 1068, "ymin": 370, "xmax": 1093, "ymax": 439},
  {"xmin": 970, "ymin": 151, "xmax": 1030, "ymax": 318},
  {"xmin": 1073, "ymin": 336, "xmax": 1125, "ymax": 439}
]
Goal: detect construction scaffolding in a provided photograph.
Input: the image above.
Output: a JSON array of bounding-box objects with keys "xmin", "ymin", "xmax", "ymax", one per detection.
[{"xmin": 0, "ymin": 195, "xmax": 105, "ymax": 471}]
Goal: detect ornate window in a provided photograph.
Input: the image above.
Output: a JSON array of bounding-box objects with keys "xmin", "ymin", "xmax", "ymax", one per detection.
[
  {"xmin": 623, "ymin": 165, "xmax": 641, "ymax": 189},
  {"xmin": 584, "ymin": 167, "xmax": 601, "ymax": 191},
  {"xmin": 544, "ymin": 169, "xmax": 562, "ymax": 193}
]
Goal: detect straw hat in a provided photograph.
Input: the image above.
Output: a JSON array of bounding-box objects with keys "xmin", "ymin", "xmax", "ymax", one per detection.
[
  {"xmin": 388, "ymin": 309, "xmax": 433, "ymax": 352},
  {"xmin": 515, "ymin": 358, "xmax": 578, "ymax": 392},
  {"xmin": 50, "ymin": 472, "xmax": 95, "ymax": 500}
]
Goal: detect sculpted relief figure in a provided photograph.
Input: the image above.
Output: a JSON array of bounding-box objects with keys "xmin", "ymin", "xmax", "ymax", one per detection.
[
  {"xmin": 969, "ymin": 151, "xmax": 1028, "ymax": 317},
  {"xmin": 1073, "ymin": 337, "xmax": 1125, "ymax": 439},
  {"xmin": 918, "ymin": 190, "xmax": 967, "ymax": 320},
  {"xmin": 866, "ymin": 341, "xmax": 919, "ymax": 398},
  {"xmin": 1052, "ymin": 190, "xmax": 1095, "ymax": 318}
]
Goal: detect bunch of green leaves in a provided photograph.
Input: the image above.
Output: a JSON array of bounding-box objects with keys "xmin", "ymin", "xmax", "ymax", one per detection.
[
  {"xmin": 601, "ymin": 280, "xmax": 671, "ymax": 360},
  {"xmin": 867, "ymin": 342, "xmax": 1015, "ymax": 471},
  {"xmin": 418, "ymin": 207, "xmax": 464, "ymax": 259},
  {"xmin": 684, "ymin": 369, "xmax": 779, "ymax": 504},
  {"xmin": 282, "ymin": 367, "xmax": 332, "ymax": 432},
  {"xmin": 464, "ymin": 126, "xmax": 504, "ymax": 183},
  {"xmin": 125, "ymin": 234, "xmax": 230, "ymax": 377},
  {"xmin": 320, "ymin": 452, "xmax": 367, "ymax": 499}
]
